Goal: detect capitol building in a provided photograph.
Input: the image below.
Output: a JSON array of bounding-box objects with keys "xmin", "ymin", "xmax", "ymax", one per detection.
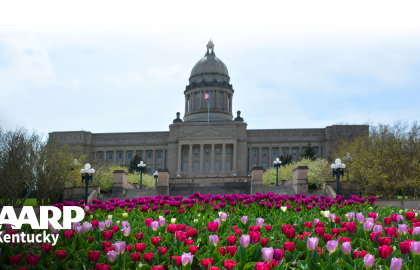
[{"xmin": 50, "ymin": 40, "xmax": 367, "ymax": 179}]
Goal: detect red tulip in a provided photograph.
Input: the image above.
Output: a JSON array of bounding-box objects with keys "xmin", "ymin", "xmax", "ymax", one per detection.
[
  {"xmin": 284, "ymin": 242, "xmax": 295, "ymax": 252},
  {"xmin": 202, "ymin": 258, "xmax": 214, "ymax": 269},
  {"xmin": 370, "ymin": 232, "xmax": 381, "ymax": 242},
  {"xmin": 400, "ymin": 241, "xmax": 411, "ymax": 254},
  {"xmin": 379, "ymin": 245, "xmax": 393, "ymax": 259},
  {"xmin": 26, "ymin": 254, "xmax": 40, "ymax": 266},
  {"xmin": 331, "ymin": 229, "xmax": 340, "ymax": 237},
  {"xmin": 145, "ymin": 218, "xmax": 153, "ymax": 227},
  {"xmin": 87, "ymin": 236, "xmax": 94, "ymax": 243},
  {"xmin": 175, "ymin": 231, "xmax": 187, "ymax": 241},
  {"xmin": 104, "ymin": 247, "xmax": 114, "ymax": 254},
  {"xmin": 187, "ymin": 228, "xmax": 197, "ymax": 237},
  {"xmin": 158, "ymin": 247, "xmax": 167, "ymax": 255},
  {"xmin": 144, "ymin": 253, "xmax": 154, "ymax": 263},
  {"xmin": 353, "ymin": 250, "xmax": 367, "ymax": 259},
  {"xmin": 249, "ymin": 225, "xmax": 261, "ymax": 232},
  {"xmin": 261, "ymin": 238, "xmax": 269, "ymax": 247},
  {"xmin": 131, "ymin": 253, "xmax": 140, "ymax": 262},
  {"xmin": 281, "ymin": 225, "xmax": 291, "ymax": 234},
  {"xmin": 95, "ymin": 263, "xmax": 111, "ymax": 270},
  {"xmin": 406, "ymin": 212, "xmax": 415, "ymax": 221},
  {"xmin": 219, "ymin": 247, "xmax": 226, "ymax": 256},
  {"xmin": 317, "ymin": 247, "xmax": 324, "ymax": 255},
  {"xmin": 304, "ymin": 222, "xmax": 313, "ymax": 229},
  {"xmin": 167, "ymin": 224, "xmax": 177, "ymax": 233},
  {"xmin": 103, "ymin": 230, "xmax": 114, "ymax": 240},
  {"xmin": 299, "ymin": 232, "xmax": 311, "ymax": 240},
  {"xmin": 184, "ymin": 239, "xmax": 194, "ymax": 246},
  {"xmin": 227, "ymin": 246, "xmax": 238, "ymax": 257},
  {"xmin": 152, "ymin": 236, "xmax": 162, "ymax": 246},
  {"xmin": 102, "ymin": 241, "xmax": 112, "ymax": 251},
  {"xmin": 335, "ymin": 217, "xmax": 341, "ymax": 224},
  {"xmin": 384, "ymin": 227, "xmax": 398, "ymax": 238},
  {"xmin": 64, "ymin": 230, "xmax": 74, "ymax": 239},
  {"xmin": 315, "ymin": 222, "xmax": 325, "ymax": 228},
  {"xmin": 323, "ymin": 234, "xmax": 333, "ymax": 242},
  {"xmin": 270, "ymin": 260, "xmax": 278, "ymax": 268},
  {"xmin": 347, "ymin": 222, "xmax": 357, "ymax": 233},
  {"xmin": 223, "ymin": 260, "xmax": 237, "ymax": 270},
  {"xmin": 189, "ymin": 246, "xmax": 198, "ymax": 255},
  {"xmin": 135, "ymin": 243, "xmax": 146, "ymax": 253},
  {"xmin": 207, "ymin": 222, "xmax": 219, "ymax": 232},
  {"xmin": 172, "ymin": 256, "xmax": 182, "ymax": 266},
  {"xmin": 136, "ymin": 232, "xmax": 144, "ymax": 240},
  {"xmin": 89, "ymin": 251, "xmax": 100, "ymax": 262},
  {"xmin": 250, "ymin": 231, "xmax": 261, "ymax": 243},
  {"xmin": 383, "ymin": 217, "xmax": 392, "ymax": 225},
  {"xmin": 126, "ymin": 245, "xmax": 132, "ymax": 252},
  {"xmin": 337, "ymin": 237, "xmax": 351, "ymax": 243},
  {"xmin": 41, "ymin": 243, "xmax": 53, "ymax": 253},
  {"xmin": 91, "ymin": 220, "xmax": 99, "ymax": 227},
  {"xmin": 111, "ymin": 225, "xmax": 119, "ymax": 233},
  {"xmin": 315, "ymin": 227, "xmax": 325, "ymax": 236},
  {"xmin": 255, "ymin": 262, "xmax": 271, "ymax": 270},
  {"xmin": 209, "ymin": 267, "xmax": 220, "ymax": 270},
  {"xmin": 264, "ymin": 225, "xmax": 272, "ymax": 232},
  {"xmin": 56, "ymin": 250, "xmax": 67, "ymax": 260},
  {"xmin": 177, "ymin": 224, "xmax": 186, "ymax": 232},
  {"xmin": 151, "ymin": 266, "xmax": 165, "ymax": 270},
  {"xmin": 227, "ymin": 235, "xmax": 237, "ymax": 245},
  {"xmin": 286, "ymin": 229, "xmax": 296, "ymax": 239},
  {"xmin": 378, "ymin": 237, "xmax": 391, "ymax": 246}
]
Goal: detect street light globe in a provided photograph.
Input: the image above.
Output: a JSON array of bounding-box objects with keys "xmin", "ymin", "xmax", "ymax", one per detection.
[
  {"xmin": 331, "ymin": 164, "xmax": 337, "ymax": 169},
  {"xmin": 233, "ymin": 173, "xmax": 237, "ymax": 177},
  {"xmin": 85, "ymin": 163, "xmax": 91, "ymax": 170},
  {"xmin": 276, "ymin": 158, "xmax": 280, "ymax": 162},
  {"xmin": 154, "ymin": 171, "xmax": 158, "ymax": 176},
  {"xmin": 336, "ymin": 164, "xmax": 342, "ymax": 169},
  {"xmin": 335, "ymin": 158, "xmax": 341, "ymax": 165},
  {"xmin": 177, "ymin": 174, "xmax": 180, "ymax": 178},
  {"xmin": 341, "ymin": 164, "xmax": 346, "ymax": 169}
]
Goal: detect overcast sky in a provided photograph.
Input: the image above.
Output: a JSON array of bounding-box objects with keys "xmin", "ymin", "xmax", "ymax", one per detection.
[{"xmin": 1, "ymin": 1, "xmax": 420, "ymax": 137}]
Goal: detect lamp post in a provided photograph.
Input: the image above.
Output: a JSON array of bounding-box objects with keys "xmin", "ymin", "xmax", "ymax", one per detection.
[
  {"xmin": 137, "ymin": 161, "xmax": 146, "ymax": 189},
  {"xmin": 273, "ymin": 158, "xmax": 282, "ymax": 186},
  {"xmin": 153, "ymin": 171, "xmax": 158, "ymax": 188},
  {"xmin": 233, "ymin": 173, "xmax": 237, "ymax": 182},
  {"xmin": 80, "ymin": 163, "xmax": 95, "ymax": 202},
  {"xmin": 331, "ymin": 158, "xmax": 346, "ymax": 196}
]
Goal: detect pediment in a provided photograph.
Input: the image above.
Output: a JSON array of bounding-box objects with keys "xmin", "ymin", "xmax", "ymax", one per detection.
[{"xmin": 180, "ymin": 126, "xmax": 236, "ymax": 139}]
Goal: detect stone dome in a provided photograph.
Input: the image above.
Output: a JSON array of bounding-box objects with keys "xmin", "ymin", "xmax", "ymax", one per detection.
[{"xmin": 190, "ymin": 40, "xmax": 229, "ymax": 78}]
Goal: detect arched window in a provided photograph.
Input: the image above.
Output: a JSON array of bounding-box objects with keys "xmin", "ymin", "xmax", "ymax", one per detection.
[
  {"xmin": 204, "ymin": 162, "xmax": 210, "ymax": 172},
  {"xmin": 215, "ymin": 161, "xmax": 220, "ymax": 171}
]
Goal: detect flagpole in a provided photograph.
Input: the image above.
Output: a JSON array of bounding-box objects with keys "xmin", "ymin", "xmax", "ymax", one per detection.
[{"xmin": 208, "ymin": 97, "xmax": 210, "ymax": 123}]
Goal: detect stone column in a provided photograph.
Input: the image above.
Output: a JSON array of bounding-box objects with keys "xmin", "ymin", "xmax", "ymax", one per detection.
[
  {"xmin": 162, "ymin": 149, "xmax": 166, "ymax": 169},
  {"xmin": 221, "ymin": 143, "xmax": 226, "ymax": 172},
  {"xmin": 233, "ymin": 143, "xmax": 237, "ymax": 171},
  {"xmin": 248, "ymin": 147, "xmax": 252, "ymax": 172},
  {"xmin": 123, "ymin": 150, "xmax": 126, "ymax": 164},
  {"xmin": 188, "ymin": 144, "xmax": 193, "ymax": 173},
  {"xmin": 104, "ymin": 150, "xmax": 107, "ymax": 161},
  {"xmin": 113, "ymin": 150, "xmax": 117, "ymax": 164},
  {"xmin": 191, "ymin": 93, "xmax": 194, "ymax": 110},
  {"xmin": 289, "ymin": 146, "xmax": 292, "ymax": 156},
  {"xmin": 268, "ymin": 147, "xmax": 272, "ymax": 169},
  {"xmin": 199, "ymin": 144, "xmax": 204, "ymax": 173},
  {"xmin": 185, "ymin": 96, "xmax": 188, "ymax": 114},
  {"xmin": 210, "ymin": 144, "xmax": 215, "ymax": 173},
  {"xmin": 177, "ymin": 144, "xmax": 182, "ymax": 174},
  {"xmin": 318, "ymin": 146, "xmax": 322, "ymax": 157},
  {"xmin": 299, "ymin": 146, "xmax": 302, "ymax": 159},
  {"xmin": 230, "ymin": 94, "xmax": 233, "ymax": 112},
  {"xmin": 258, "ymin": 147, "xmax": 262, "ymax": 167},
  {"xmin": 153, "ymin": 150, "xmax": 156, "ymax": 172},
  {"xmin": 143, "ymin": 150, "xmax": 146, "ymax": 161}
]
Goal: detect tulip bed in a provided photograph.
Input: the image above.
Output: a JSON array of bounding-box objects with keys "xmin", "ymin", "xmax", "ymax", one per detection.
[{"xmin": 0, "ymin": 193, "xmax": 420, "ymax": 270}]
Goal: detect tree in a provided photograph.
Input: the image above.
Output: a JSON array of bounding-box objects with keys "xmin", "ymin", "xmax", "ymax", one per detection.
[
  {"xmin": 129, "ymin": 154, "xmax": 143, "ymax": 174},
  {"xmin": 0, "ymin": 127, "xmax": 42, "ymax": 206},
  {"xmin": 278, "ymin": 154, "xmax": 293, "ymax": 166},
  {"xmin": 301, "ymin": 142, "xmax": 318, "ymax": 161}
]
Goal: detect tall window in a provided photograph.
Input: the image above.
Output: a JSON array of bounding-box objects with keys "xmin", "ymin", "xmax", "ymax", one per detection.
[
  {"xmin": 204, "ymin": 162, "xmax": 210, "ymax": 172},
  {"xmin": 195, "ymin": 149, "xmax": 199, "ymax": 155},
  {"xmin": 226, "ymin": 162, "xmax": 231, "ymax": 171},
  {"xmin": 215, "ymin": 161, "xmax": 220, "ymax": 171},
  {"xmin": 301, "ymin": 149, "xmax": 306, "ymax": 155},
  {"xmin": 216, "ymin": 149, "xmax": 220, "ymax": 155},
  {"xmin": 263, "ymin": 150, "xmax": 267, "ymax": 156},
  {"xmin": 139, "ymin": 153, "xmax": 142, "ymax": 158},
  {"xmin": 194, "ymin": 161, "xmax": 199, "ymax": 172},
  {"xmin": 183, "ymin": 163, "xmax": 188, "ymax": 172},
  {"xmin": 273, "ymin": 150, "xmax": 277, "ymax": 156},
  {"xmin": 253, "ymin": 150, "xmax": 257, "ymax": 157},
  {"xmin": 128, "ymin": 153, "xmax": 132, "ymax": 159},
  {"xmin": 227, "ymin": 148, "xmax": 231, "ymax": 155},
  {"xmin": 292, "ymin": 150, "xmax": 297, "ymax": 156},
  {"xmin": 184, "ymin": 149, "xmax": 188, "ymax": 156},
  {"xmin": 109, "ymin": 153, "xmax": 113, "ymax": 160},
  {"xmin": 262, "ymin": 163, "xmax": 267, "ymax": 171},
  {"xmin": 283, "ymin": 150, "xmax": 287, "ymax": 156},
  {"xmin": 252, "ymin": 163, "xmax": 257, "ymax": 168},
  {"xmin": 157, "ymin": 166, "xmax": 161, "ymax": 170},
  {"xmin": 118, "ymin": 153, "xmax": 122, "ymax": 160},
  {"xmin": 99, "ymin": 154, "xmax": 103, "ymax": 159},
  {"xmin": 205, "ymin": 149, "xmax": 210, "ymax": 155},
  {"xmin": 148, "ymin": 153, "xmax": 152, "ymax": 159},
  {"xmin": 158, "ymin": 152, "xmax": 162, "ymax": 158}
]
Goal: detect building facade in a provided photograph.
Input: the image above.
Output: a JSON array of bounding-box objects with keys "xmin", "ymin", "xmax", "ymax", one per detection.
[{"xmin": 50, "ymin": 40, "xmax": 368, "ymax": 178}]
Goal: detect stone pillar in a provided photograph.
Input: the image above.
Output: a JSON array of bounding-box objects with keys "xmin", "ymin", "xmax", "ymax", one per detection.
[
  {"xmin": 248, "ymin": 147, "xmax": 252, "ymax": 172},
  {"xmin": 157, "ymin": 169, "xmax": 170, "ymax": 196},
  {"xmin": 191, "ymin": 93, "xmax": 194, "ymax": 110},
  {"xmin": 188, "ymin": 144, "xmax": 193, "ymax": 173},
  {"xmin": 318, "ymin": 146, "xmax": 322, "ymax": 157},
  {"xmin": 153, "ymin": 150, "xmax": 156, "ymax": 172},
  {"xmin": 185, "ymin": 96, "xmax": 188, "ymax": 114},
  {"xmin": 268, "ymin": 147, "xmax": 272, "ymax": 169},
  {"xmin": 250, "ymin": 167, "xmax": 264, "ymax": 195},
  {"xmin": 143, "ymin": 150, "xmax": 146, "ymax": 161},
  {"xmin": 113, "ymin": 150, "xmax": 117, "ymax": 164},
  {"xmin": 123, "ymin": 150, "xmax": 126, "ymax": 164},
  {"xmin": 221, "ymin": 143, "xmax": 226, "ymax": 172},
  {"xmin": 258, "ymin": 147, "xmax": 262, "ymax": 167},
  {"xmin": 292, "ymin": 166, "xmax": 309, "ymax": 194},
  {"xmin": 289, "ymin": 146, "xmax": 292, "ymax": 156},
  {"xmin": 199, "ymin": 144, "xmax": 204, "ymax": 173},
  {"xmin": 112, "ymin": 170, "xmax": 128, "ymax": 197},
  {"xmin": 299, "ymin": 146, "xmax": 302, "ymax": 159},
  {"xmin": 162, "ymin": 149, "xmax": 166, "ymax": 169},
  {"xmin": 230, "ymin": 94, "xmax": 233, "ymax": 112},
  {"xmin": 233, "ymin": 143, "xmax": 237, "ymax": 171},
  {"xmin": 104, "ymin": 150, "xmax": 107, "ymax": 161},
  {"xmin": 177, "ymin": 144, "xmax": 182, "ymax": 174},
  {"xmin": 210, "ymin": 144, "xmax": 215, "ymax": 173}
]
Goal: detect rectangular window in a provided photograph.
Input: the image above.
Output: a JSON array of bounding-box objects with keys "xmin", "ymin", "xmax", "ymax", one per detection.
[
  {"xmin": 109, "ymin": 153, "xmax": 113, "ymax": 160},
  {"xmin": 183, "ymin": 163, "xmax": 188, "ymax": 172},
  {"xmin": 253, "ymin": 150, "xmax": 257, "ymax": 157},
  {"xmin": 227, "ymin": 148, "xmax": 231, "ymax": 155},
  {"xmin": 273, "ymin": 150, "xmax": 277, "ymax": 156},
  {"xmin": 205, "ymin": 149, "xmax": 210, "ymax": 155},
  {"xmin": 263, "ymin": 150, "xmax": 267, "ymax": 156},
  {"xmin": 194, "ymin": 162, "xmax": 199, "ymax": 172},
  {"xmin": 139, "ymin": 153, "xmax": 142, "ymax": 158},
  {"xmin": 148, "ymin": 153, "xmax": 152, "ymax": 159},
  {"xmin": 195, "ymin": 149, "xmax": 199, "ymax": 155},
  {"xmin": 252, "ymin": 163, "xmax": 257, "ymax": 168},
  {"xmin": 301, "ymin": 149, "xmax": 306, "ymax": 155},
  {"xmin": 184, "ymin": 149, "xmax": 188, "ymax": 156},
  {"xmin": 216, "ymin": 149, "xmax": 220, "ymax": 155},
  {"xmin": 99, "ymin": 154, "xmax": 103, "ymax": 159},
  {"xmin": 204, "ymin": 162, "xmax": 210, "ymax": 172},
  {"xmin": 157, "ymin": 166, "xmax": 161, "ymax": 170},
  {"xmin": 128, "ymin": 153, "xmax": 132, "ymax": 159},
  {"xmin": 158, "ymin": 152, "xmax": 162, "ymax": 158},
  {"xmin": 118, "ymin": 153, "xmax": 122, "ymax": 160},
  {"xmin": 215, "ymin": 161, "xmax": 220, "ymax": 171},
  {"xmin": 262, "ymin": 163, "xmax": 267, "ymax": 171},
  {"xmin": 283, "ymin": 150, "xmax": 287, "ymax": 156},
  {"xmin": 147, "ymin": 166, "xmax": 151, "ymax": 175},
  {"xmin": 292, "ymin": 150, "xmax": 297, "ymax": 156},
  {"xmin": 226, "ymin": 161, "xmax": 231, "ymax": 171}
]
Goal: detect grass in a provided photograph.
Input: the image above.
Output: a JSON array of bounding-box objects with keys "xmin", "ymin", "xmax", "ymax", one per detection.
[{"xmin": 22, "ymin": 198, "xmax": 38, "ymax": 206}]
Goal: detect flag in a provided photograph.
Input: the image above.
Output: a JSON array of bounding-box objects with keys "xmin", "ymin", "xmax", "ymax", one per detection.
[{"xmin": 205, "ymin": 92, "xmax": 209, "ymax": 100}]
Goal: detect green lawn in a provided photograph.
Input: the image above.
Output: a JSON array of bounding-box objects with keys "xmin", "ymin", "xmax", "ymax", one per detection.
[{"xmin": 22, "ymin": 198, "xmax": 38, "ymax": 206}]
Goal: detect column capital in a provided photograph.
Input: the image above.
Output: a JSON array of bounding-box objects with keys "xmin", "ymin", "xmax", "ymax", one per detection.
[
  {"xmin": 222, "ymin": 143, "xmax": 226, "ymax": 146},
  {"xmin": 211, "ymin": 143, "xmax": 215, "ymax": 147},
  {"xmin": 189, "ymin": 144, "xmax": 193, "ymax": 147},
  {"xmin": 200, "ymin": 143, "xmax": 204, "ymax": 147}
]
